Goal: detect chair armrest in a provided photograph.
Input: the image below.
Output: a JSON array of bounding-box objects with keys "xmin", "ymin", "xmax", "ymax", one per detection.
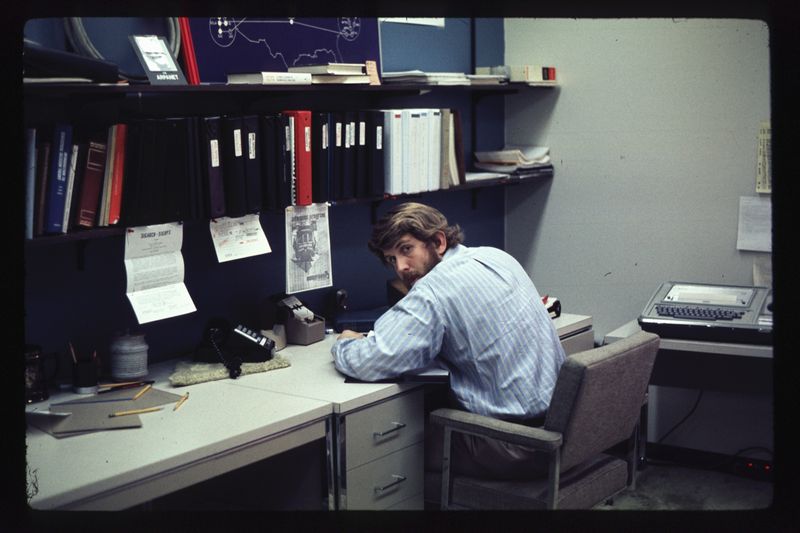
[{"xmin": 430, "ymin": 408, "xmax": 562, "ymax": 451}]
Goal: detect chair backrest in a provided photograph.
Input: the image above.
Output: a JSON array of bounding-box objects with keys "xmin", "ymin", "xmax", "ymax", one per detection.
[{"xmin": 543, "ymin": 330, "xmax": 659, "ymax": 471}]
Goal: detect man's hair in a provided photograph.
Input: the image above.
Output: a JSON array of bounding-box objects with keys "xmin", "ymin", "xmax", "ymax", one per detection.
[{"xmin": 368, "ymin": 202, "xmax": 464, "ymax": 265}]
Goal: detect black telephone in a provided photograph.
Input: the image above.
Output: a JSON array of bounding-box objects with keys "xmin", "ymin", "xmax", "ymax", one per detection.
[{"xmin": 196, "ymin": 318, "xmax": 276, "ymax": 379}]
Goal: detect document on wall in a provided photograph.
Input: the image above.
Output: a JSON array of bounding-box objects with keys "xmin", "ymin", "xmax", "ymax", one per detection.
[
  {"xmin": 209, "ymin": 214, "xmax": 271, "ymax": 263},
  {"xmin": 756, "ymin": 120, "xmax": 771, "ymax": 194},
  {"xmin": 736, "ymin": 196, "xmax": 772, "ymax": 253},
  {"xmin": 285, "ymin": 203, "xmax": 333, "ymax": 294},
  {"xmin": 124, "ymin": 223, "xmax": 197, "ymax": 324}
]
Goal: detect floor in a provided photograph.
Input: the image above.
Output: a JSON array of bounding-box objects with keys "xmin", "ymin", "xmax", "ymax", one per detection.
[{"xmin": 595, "ymin": 463, "xmax": 774, "ymax": 510}]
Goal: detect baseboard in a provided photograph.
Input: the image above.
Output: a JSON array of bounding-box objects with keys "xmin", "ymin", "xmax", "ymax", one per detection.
[{"xmin": 645, "ymin": 443, "xmax": 773, "ymax": 482}]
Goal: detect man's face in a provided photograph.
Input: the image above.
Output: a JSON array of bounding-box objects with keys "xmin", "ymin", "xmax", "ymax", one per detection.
[{"xmin": 383, "ymin": 232, "xmax": 446, "ymax": 290}]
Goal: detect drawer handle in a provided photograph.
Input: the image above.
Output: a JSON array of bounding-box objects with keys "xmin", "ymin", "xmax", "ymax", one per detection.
[
  {"xmin": 374, "ymin": 474, "xmax": 407, "ymax": 494},
  {"xmin": 373, "ymin": 422, "xmax": 406, "ymax": 438}
]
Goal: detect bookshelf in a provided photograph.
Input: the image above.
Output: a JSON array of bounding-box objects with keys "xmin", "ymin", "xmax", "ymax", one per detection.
[{"xmin": 23, "ymin": 82, "xmax": 552, "ymax": 246}]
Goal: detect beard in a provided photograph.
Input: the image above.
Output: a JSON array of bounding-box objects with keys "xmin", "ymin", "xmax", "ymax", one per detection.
[{"xmin": 399, "ymin": 244, "xmax": 443, "ymax": 290}]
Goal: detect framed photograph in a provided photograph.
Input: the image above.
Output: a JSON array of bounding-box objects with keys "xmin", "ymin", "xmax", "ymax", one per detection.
[{"xmin": 129, "ymin": 34, "xmax": 187, "ymax": 85}]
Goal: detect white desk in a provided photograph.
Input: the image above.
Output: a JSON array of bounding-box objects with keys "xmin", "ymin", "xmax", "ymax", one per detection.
[
  {"xmin": 26, "ymin": 314, "xmax": 594, "ymax": 511},
  {"xmin": 25, "ymin": 362, "xmax": 331, "ymax": 510}
]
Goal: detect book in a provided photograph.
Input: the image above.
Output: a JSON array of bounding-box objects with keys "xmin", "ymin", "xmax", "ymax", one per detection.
[
  {"xmin": 25, "ymin": 128, "xmax": 36, "ymax": 239},
  {"xmin": 477, "ymin": 65, "xmax": 557, "ymax": 84},
  {"xmin": 282, "ymin": 110, "xmax": 312, "ymax": 206},
  {"xmin": 34, "ymin": 141, "xmax": 51, "ymax": 236},
  {"xmin": 382, "ymin": 109, "xmax": 403, "ymax": 195},
  {"xmin": 439, "ymin": 109, "xmax": 455, "ymax": 189},
  {"xmin": 76, "ymin": 140, "xmax": 108, "ymax": 228},
  {"xmin": 310, "ymin": 74, "xmax": 371, "ymax": 85},
  {"xmin": 227, "ymin": 71, "xmax": 312, "ymax": 85},
  {"xmin": 341, "ymin": 111, "xmax": 356, "ymax": 199},
  {"xmin": 329, "ymin": 112, "xmax": 344, "ymax": 201},
  {"xmin": 311, "ymin": 112, "xmax": 331, "ymax": 203},
  {"xmin": 277, "ymin": 113, "xmax": 294, "ymax": 209},
  {"xmin": 107, "ymin": 124, "xmax": 127, "ymax": 226},
  {"xmin": 221, "ymin": 115, "xmax": 248, "ymax": 217},
  {"xmin": 178, "ymin": 17, "xmax": 200, "ymax": 85},
  {"xmin": 258, "ymin": 113, "xmax": 281, "ymax": 211},
  {"xmin": 451, "ymin": 109, "xmax": 466, "ymax": 186},
  {"xmin": 366, "ymin": 111, "xmax": 385, "ymax": 198},
  {"xmin": 60, "ymin": 143, "xmax": 80, "ymax": 233},
  {"xmin": 200, "ymin": 116, "xmax": 226, "ymax": 218},
  {"xmin": 66, "ymin": 143, "xmax": 88, "ymax": 232},
  {"xmin": 288, "ymin": 62, "xmax": 365, "ymax": 75},
  {"xmin": 355, "ymin": 111, "xmax": 369, "ymax": 198},
  {"xmin": 242, "ymin": 115, "xmax": 263, "ymax": 213},
  {"xmin": 98, "ymin": 124, "xmax": 117, "ymax": 226},
  {"xmin": 427, "ymin": 109, "xmax": 442, "ymax": 193},
  {"xmin": 44, "ymin": 123, "xmax": 73, "ymax": 233}
]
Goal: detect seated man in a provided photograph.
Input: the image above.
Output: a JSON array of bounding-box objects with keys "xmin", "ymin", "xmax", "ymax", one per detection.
[{"xmin": 331, "ymin": 202, "xmax": 566, "ymax": 479}]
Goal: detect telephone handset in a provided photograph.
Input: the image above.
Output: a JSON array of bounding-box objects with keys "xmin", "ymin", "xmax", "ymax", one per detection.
[{"xmin": 196, "ymin": 318, "xmax": 276, "ymax": 379}]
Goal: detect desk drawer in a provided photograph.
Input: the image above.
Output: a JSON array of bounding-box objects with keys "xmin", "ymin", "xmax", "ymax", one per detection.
[
  {"xmin": 344, "ymin": 389, "xmax": 424, "ymax": 470},
  {"xmin": 345, "ymin": 442, "xmax": 424, "ymax": 510}
]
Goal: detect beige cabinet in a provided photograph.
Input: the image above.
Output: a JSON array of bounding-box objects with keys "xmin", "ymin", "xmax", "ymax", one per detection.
[{"xmin": 335, "ymin": 388, "xmax": 425, "ymax": 510}]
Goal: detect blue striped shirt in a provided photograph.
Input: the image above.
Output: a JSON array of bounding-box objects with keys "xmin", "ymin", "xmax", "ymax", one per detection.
[{"xmin": 332, "ymin": 244, "xmax": 567, "ymax": 419}]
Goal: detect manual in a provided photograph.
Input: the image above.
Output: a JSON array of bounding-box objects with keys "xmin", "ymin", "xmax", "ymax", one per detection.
[
  {"xmin": 227, "ymin": 71, "xmax": 312, "ymax": 85},
  {"xmin": 288, "ymin": 62, "xmax": 365, "ymax": 75}
]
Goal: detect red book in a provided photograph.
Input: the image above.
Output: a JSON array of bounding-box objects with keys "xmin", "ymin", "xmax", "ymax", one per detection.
[
  {"xmin": 76, "ymin": 141, "xmax": 108, "ymax": 228},
  {"xmin": 283, "ymin": 110, "xmax": 312, "ymax": 206},
  {"xmin": 107, "ymin": 124, "xmax": 127, "ymax": 225},
  {"xmin": 179, "ymin": 17, "xmax": 200, "ymax": 85}
]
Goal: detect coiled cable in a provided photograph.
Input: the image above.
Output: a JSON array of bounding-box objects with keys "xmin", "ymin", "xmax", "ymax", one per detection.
[{"xmin": 63, "ymin": 17, "xmax": 181, "ymax": 81}]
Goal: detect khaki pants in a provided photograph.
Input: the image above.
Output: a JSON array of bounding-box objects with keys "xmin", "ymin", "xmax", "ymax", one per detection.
[{"xmin": 425, "ymin": 414, "xmax": 549, "ymax": 480}]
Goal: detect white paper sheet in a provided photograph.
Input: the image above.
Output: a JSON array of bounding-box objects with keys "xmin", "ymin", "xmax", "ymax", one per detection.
[
  {"xmin": 209, "ymin": 214, "xmax": 271, "ymax": 263},
  {"xmin": 736, "ymin": 196, "xmax": 772, "ymax": 252},
  {"xmin": 124, "ymin": 223, "xmax": 196, "ymax": 324},
  {"xmin": 285, "ymin": 203, "xmax": 333, "ymax": 294}
]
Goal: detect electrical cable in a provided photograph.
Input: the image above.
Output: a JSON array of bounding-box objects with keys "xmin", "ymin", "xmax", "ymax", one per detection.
[
  {"xmin": 63, "ymin": 17, "xmax": 181, "ymax": 81},
  {"xmin": 656, "ymin": 389, "xmax": 704, "ymax": 444}
]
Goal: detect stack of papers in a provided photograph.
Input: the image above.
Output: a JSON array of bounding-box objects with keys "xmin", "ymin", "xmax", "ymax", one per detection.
[
  {"xmin": 467, "ymin": 74, "xmax": 508, "ymax": 85},
  {"xmin": 382, "ymin": 70, "xmax": 470, "ymax": 85},
  {"xmin": 474, "ymin": 146, "xmax": 551, "ymax": 173}
]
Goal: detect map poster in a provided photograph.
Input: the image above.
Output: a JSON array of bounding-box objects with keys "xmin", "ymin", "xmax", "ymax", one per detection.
[{"xmin": 188, "ymin": 17, "xmax": 381, "ymax": 83}]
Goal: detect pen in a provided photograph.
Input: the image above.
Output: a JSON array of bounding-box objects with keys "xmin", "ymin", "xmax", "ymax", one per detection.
[
  {"xmin": 108, "ymin": 406, "xmax": 163, "ymax": 418},
  {"xmin": 132, "ymin": 384, "xmax": 152, "ymax": 400},
  {"xmin": 174, "ymin": 392, "xmax": 189, "ymax": 411},
  {"xmin": 97, "ymin": 380, "xmax": 155, "ymax": 394}
]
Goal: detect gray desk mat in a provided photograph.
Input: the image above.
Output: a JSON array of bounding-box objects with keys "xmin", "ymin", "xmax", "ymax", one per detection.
[{"xmin": 27, "ymin": 387, "xmax": 183, "ymax": 438}]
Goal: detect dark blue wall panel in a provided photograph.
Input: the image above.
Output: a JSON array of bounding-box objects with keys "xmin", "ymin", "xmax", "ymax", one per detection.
[{"xmin": 23, "ymin": 17, "xmax": 507, "ymax": 376}]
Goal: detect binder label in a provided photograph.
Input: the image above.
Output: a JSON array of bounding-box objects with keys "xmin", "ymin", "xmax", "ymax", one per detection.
[
  {"xmin": 335, "ymin": 123, "xmax": 342, "ymax": 147},
  {"xmin": 248, "ymin": 132, "xmax": 257, "ymax": 159},
  {"xmin": 304, "ymin": 126, "xmax": 310, "ymax": 152},
  {"xmin": 322, "ymin": 124, "xmax": 329, "ymax": 149},
  {"xmin": 234, "ymin": 129, "xmax": 242, "ymax": 157},
  {"xmin": 376, "ymin": 126, "xmax": 383, "ymax": 150},
  {"xmin": 359, "ymin": 121, "xmax": 366, "ymax": 146},
  {"xmin": 210, "ymin": 139, "xmax": 220, "ymax": 167}
]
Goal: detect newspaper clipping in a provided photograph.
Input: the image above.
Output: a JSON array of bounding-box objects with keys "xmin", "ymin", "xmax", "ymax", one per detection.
[{"xmin": 285, "ymin": 203, "xmax": 333, "ymax": 294}]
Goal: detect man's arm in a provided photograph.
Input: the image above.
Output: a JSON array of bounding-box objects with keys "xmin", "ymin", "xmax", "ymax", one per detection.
[{"xmin": 331, "ymin": 285, "xmax": 443, "ymax": 381}]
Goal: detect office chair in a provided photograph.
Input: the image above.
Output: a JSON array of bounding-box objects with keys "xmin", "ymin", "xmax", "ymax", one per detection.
[{"xmin": 426, "ymin": 330, "xmax": 659, "ymax": 510}]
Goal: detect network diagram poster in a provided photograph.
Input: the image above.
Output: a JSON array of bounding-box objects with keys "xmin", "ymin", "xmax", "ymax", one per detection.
[{"xmin": 188, "ymin": 17, "xmax": 381, "ymax": 83}]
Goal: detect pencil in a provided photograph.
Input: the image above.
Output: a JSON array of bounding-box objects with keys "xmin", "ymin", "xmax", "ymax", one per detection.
[
  {"xmin": 173, "ymin": 392, "xmax": 189, "ymax": 411},
  {"xmin": 132, "ymin": 384, "xmax": 152, "ymax": 400},
  {"xmin": 108, "ymin": 406, "xmax": 163, "ymax": 418}
]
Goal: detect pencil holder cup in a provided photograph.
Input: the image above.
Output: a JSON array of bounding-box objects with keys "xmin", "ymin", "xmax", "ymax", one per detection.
[
  {"xmin": 73, "ymin": 359, "xmax": 98, "ymax": 394},
  {"xmin": 109, "ymin": 333, "xmax": 149, "ymax": 382}
]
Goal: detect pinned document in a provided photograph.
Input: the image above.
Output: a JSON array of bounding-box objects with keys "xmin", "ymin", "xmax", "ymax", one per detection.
[
  {"xmin": 209, "ymin": 214, "xmax": 271, "ymax": 263},
  {"xmin": 124, "ymin": 223, "xmax": 197, "ymax": 324}
]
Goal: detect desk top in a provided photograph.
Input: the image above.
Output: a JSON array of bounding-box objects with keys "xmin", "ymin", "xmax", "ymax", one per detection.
[
  {"xmin": 25, "ymin": 361, "xmax": 332, "ymax": 510},
  {"xmin": 604, "ymin": 320, "xmax": 773, "ymax": 359},
  {"xmin": 25, "ymin": 313, "xmax": 593, "ymax": 509}
]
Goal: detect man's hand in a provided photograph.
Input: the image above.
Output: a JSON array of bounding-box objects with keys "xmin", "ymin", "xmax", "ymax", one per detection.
[{"xmin": 337, "ymin": 329, "xmax": 365, "ymax": 340}]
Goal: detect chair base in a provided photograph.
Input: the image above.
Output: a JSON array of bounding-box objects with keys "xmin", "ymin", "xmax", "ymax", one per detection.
[{"xmin": 426, "ymin": 454, "xmax": 628, "ymax": 510}]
